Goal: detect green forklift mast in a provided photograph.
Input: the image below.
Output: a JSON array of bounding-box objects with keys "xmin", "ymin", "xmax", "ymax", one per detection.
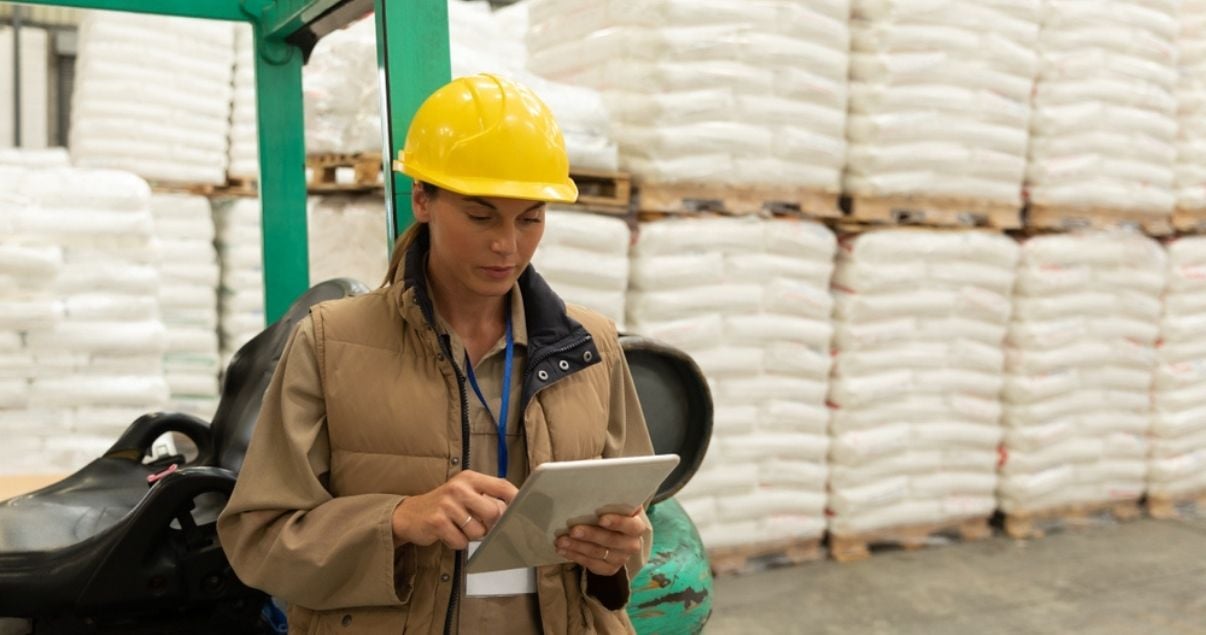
[{"xmin": 13, "ymin": 0, "xmax": 444, "ymax": 321}]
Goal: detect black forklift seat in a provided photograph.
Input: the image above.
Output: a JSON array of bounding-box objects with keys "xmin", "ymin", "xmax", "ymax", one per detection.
[
  {"xmin": 618, "ymin": 335, "xmax": 712, "ymax": 504},
  {"xmin": 0, "ymin": 278, "xmax": 368, "ymax": 632}
]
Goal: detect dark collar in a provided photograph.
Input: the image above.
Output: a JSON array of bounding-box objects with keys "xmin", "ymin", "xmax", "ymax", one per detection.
[{"xmin": 399, "ymin": 226, "xmax": 599, "ymax": 400}]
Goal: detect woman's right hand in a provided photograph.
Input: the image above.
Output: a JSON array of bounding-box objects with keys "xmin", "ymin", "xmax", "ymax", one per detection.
[{"xmin": 391, "ymin": 470, "xmax": 517, "ymax": 550}]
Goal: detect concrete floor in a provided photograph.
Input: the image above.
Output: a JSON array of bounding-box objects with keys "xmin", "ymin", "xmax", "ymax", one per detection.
[{"xmin": 707, "ymin": 516, "xmax": 1206, "ymax": 635}]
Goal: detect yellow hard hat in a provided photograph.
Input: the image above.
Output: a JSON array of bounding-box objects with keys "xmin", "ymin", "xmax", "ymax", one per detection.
[{"xmin": 393, "ymin": 74, "xmax": 578, "ymax": 203}]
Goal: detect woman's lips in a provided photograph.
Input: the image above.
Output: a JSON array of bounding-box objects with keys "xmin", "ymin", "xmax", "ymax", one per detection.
[{"xmin": 481, "ymin": 266, "xmax": 515, "ymax": 280}]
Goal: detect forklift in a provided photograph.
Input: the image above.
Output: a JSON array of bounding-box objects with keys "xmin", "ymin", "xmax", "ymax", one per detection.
[{"xmin": 0, "ymin": 1, "xmax": 714, "ymax": 632}]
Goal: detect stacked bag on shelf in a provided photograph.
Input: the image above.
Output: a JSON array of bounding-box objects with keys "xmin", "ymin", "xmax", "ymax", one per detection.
[
  {"xmin": 627, "ymin": 217, "xmax": 835, "ymax": 549},
  {"xmin": 228, "ymin": 24, "xmax": 259, "ymax": 181},
  {"xmin": 0, "ymin": 161, "xmax": 169, "ymax": 475},
  {"xmin": 308, "ymin": 196, "xmax": 389, "ymax": 288},
  {"xmin": 1152, "ymin": 237, "xmax": 1206, "ymax": 500},
  {"xmin": 150, "ymin": 194, "xmax": 221, "ymax": 419},
  {"xmin": 303, "ymin": 1, "xmax": 618, "ymax": 171},
  {"xmin": 828, "ymin": 230, "xmax": 1017, "ymax": 536},
  {"xmin": 525, "ymin": 0, "xmax": 849, "ymax": 190},
  {"xmin": 530, "ymin": 209, "xmax": 630, "ymax": 328},
  {"xmin": 845, "ymin": 0, "xmax": 1040, "ymax": 205},
  {"xmin": 1000, "ymin": 232, "xmax": 1164, "ymax": 515},
  {"xmin": 70, "ymin": 11, "xmax": 234, "ymax": 185},
  {"xmin": 1026, "ymin": 1, "xmax": 1179, "ymax": 216},
  {"xmin": 1178, "ymin": 1, "xmax": 1206, "ymax": 212},
  {"xmin": 212, "ymin": 199, "xmax": 265, "ymax": 368}
]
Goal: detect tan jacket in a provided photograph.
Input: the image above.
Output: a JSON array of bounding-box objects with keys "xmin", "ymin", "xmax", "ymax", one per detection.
[{"xmin": 217, "ymin": 233, "xmax": 654, "ymax": 635}]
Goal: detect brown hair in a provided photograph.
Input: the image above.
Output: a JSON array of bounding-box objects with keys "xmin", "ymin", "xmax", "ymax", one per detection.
[{"xmin": 381, "ymin": 183, "xmax": 439, "ymax": 287}]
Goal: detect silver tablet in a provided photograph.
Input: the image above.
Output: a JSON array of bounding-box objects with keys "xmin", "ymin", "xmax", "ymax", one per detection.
[{"xmin": 465, "ymin": 454, "xmax": 680, "ymax": 574}]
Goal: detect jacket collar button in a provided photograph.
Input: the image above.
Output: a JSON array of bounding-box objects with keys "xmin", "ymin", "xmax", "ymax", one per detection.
[
  {"xmin": 583, "ymin": 351, "xmax": 593, "ymax": 362},
  {"xmin": 537, "ymin": 370, "xmax": 549, "ymax": 381},
  {"xmin": 558, "ymin": 360, "xmax": 570, "ymax": 371}
]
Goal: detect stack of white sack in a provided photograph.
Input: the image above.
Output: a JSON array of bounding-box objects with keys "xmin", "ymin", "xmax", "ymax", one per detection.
[
  {"xmin": 845, "ymin": 0, "xmax": 1039, "ymax": 205},
  {"xmin": 828, "ymin": 230, "xmax": 1018, "ymax": 536},
  {"xmin": 0, "ymin": 147, "xmax": 69, "ymax": 168},
  {"xmin": 228, "ymin": 24, "xmax": 259, "ymax": 181},
  {"xmin": 1026, "ymin": 1, "xmax": 1178, "ymax": 214},
  {"xmin": 530, "ymin": 209, "xmax": 629, "ymax": 328},
  {"xmin": 1000, "ymin": 232, "xmax": 1164, "ymax": 514},
  {"xmin": 1178, "ymin": 2, "xmax": 1206, "ymax": 212},
  {"xmin": 525, "ymin": 0, "xmax": 849, "ymax": 190},
  {"xmin": 150, "ymin": 194, "xmax": 221, "ymax": 419},
  {"xmin": 304, "ymin": 3, "xmax": 618, "ymax": 171},
  {"xmin": 1152, "ymin": 237, "xmax": 1206, "ymax": 499},
  {"xmin": 308, "ymin": 195, "xmax": 388, "ymax": 288},
  {"xmin": 0, "ymin": 164, "xmax": 169, "ymax": 474},
  {"xmin": 212, "ymin": 198, "xmax": 265, "ymax": 368},
  {"xmin": 70, "ymin": 11, "xmax": 234, "ymax": 185},
  {"xmin": 627, "ymin": 217, "xmax": 835, "ymax": 548}
]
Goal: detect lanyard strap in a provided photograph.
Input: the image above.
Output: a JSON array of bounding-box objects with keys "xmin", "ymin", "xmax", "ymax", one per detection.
[{"xmin": 464, "ymin": 313, "xmax": 514, "ymax": 479}]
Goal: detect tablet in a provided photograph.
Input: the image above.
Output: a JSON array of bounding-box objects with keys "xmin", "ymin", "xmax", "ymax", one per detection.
[{"xmin": 465, "ymin": 454, "xmax": 680, "ymax": 574}]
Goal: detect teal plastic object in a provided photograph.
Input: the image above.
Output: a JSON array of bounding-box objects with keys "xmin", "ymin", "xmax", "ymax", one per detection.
[{"xmin": 629, "ymin": 498, "xmax": 713, "ymax": 634}]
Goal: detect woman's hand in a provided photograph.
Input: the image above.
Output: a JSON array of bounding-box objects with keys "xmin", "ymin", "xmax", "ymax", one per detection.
[
  {"xmin": 391, "ymin": 470, "xmax": 517, "ymax": 550},
  {"xmin": 554, "ymin": 511, "xmax": 647, "ymax": 576}
]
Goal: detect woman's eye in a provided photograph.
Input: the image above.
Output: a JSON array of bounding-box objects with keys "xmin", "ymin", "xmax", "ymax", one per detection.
[
  {"xmin": 469, "ymin": 214, "xmax": 491, "ymax": 222},
  {"xmin": 522, "ymin": 216, "xmax": 543, "ymax": 224}
]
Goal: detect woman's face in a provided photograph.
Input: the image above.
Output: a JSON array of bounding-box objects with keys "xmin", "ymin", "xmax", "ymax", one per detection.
[{"xmin": 414, "ymin": 186, "xmax": 546, "ymax": 300}]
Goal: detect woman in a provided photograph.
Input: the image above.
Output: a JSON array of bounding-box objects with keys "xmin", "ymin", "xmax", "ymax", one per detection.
[{"xmin": 217, "ymin": 74, "xmax": 654, "ymax": 634}]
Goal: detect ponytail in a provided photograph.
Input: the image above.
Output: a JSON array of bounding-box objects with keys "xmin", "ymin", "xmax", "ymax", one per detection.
[{"xmin": 381, "ymin": 182, "xmax": 439, "ymax": 287}]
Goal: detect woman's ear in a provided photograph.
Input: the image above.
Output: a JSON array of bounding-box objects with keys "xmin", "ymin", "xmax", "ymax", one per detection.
[{"xmin": 412, "ymin": 182, "xmax": 432, "ymax": 222}]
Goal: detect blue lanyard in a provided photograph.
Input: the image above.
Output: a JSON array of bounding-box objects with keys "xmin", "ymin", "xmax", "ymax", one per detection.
[{"xmin": 463, "ymin": 312, "xmax": 514, "ymax": 479}]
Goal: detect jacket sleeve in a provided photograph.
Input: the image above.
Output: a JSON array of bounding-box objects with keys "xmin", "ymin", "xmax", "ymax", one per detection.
[
  {"xmin": 216, "ymin": 316, "xmax": 411, "ymax": 611},
  {"xmin": 584, "ymin": 331, "xmax": 656, "ymax": 611}
]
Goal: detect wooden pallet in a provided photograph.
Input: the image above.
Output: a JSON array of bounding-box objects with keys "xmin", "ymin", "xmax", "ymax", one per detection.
[
  {"xmin": 847, "ymin": 195, "xmax": 1021, "ymax": 229},
  {"xmin": 708, "ymin": 537, "xmax": 824, "ymax": 576},
  {"xmin": 636, "ymin": 181, "xmax": 841, "ymax": 219},
  {"xmin": 306, "ymin": 152, "xmax": 385, "ymax": 192},
  {"xmin": 147, "ymin": 181, "xmax": 217, "ymax": 197},
  {"xmin": 569, "ymin": 168, "xmax": 631, "ymax": 214},
  {"xmin": 829, "ymin": 516, "xmax": 992, "ymax": 563},
  {"xmin": 1027, "ymin": 204, "xmax": 1173, "ymax": 236},
  {"xmin": 214, "ymin": 175, "xmax": 258, "ymax": 198},
  {"xmin": 0, "ymin": 474, "xmax": 66, "ymax": 500},
  {"xmin": 1004, "ymin": 499, "xmax": 1142, "ymax": 540},
  {"xmin": 1173, "ymin": 208, "xmax": 1206, "ymax": 233},
  {"xmin": 1147, "ymin": 490, "xmax": 1206, "ymax": 520}
]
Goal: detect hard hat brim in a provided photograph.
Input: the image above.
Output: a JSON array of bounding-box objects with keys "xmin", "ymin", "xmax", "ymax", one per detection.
[{"xmin": 400, "ymin": 161, "xmax": 579, "ymax": 204}]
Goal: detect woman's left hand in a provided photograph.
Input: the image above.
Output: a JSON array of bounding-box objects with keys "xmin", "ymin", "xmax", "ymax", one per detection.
[{"xmin": 554, "ymin": 512, "xmax": 646, "ymax": 576}]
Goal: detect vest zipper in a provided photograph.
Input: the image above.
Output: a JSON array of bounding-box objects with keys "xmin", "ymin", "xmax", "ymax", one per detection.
[{"xmin": 439, "ymin": 334, "xmax": 471, "ymax": 635}]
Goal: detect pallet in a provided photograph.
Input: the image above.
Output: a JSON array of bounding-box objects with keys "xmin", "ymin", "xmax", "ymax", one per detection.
[
  {"xmin": 306, "ymin": 152, "xmax": 385, "ymax": 192},
  {"xmin": 0, "ymin": 474, "xmax": 66, "ymax": 500},
  {"xmin": 847, "ymin": 195, "xmax": 1021, "ymax": 230},
  {"xmin": 1173, "ymin": 208, "xmax": 1206, "ymax": 233},
  {"xmin": 829, "ymin": 516, "xmax": 992, "ymax": 563},
  {"xmin": 1147, "ymin": 490, "xmax": 1206, "ymax": 520},
  {"xmin": 214, "ymin": 175, "xmax": 258, "ymax": 198},
  {"xmin": 636, "ymin": 181, "xmax": 841, "ymax": 219},
  {"xmin": 569, "ymin": 168, "xmax": 631, "ymax": 214},
  {"xmin": 1003, "ymin": 499, "xmax": 1142, "ymax": 540},
  {"xmin": 707, "ymin": 537, "xmax": 824, "ymax": 576},
  {"xmin": 146, "ymin": 181, "xmax": 217, "ymax": 197},
  {"xmin": 1027, "ymin": 204, "xmax": 1173, "ymax": 236}
]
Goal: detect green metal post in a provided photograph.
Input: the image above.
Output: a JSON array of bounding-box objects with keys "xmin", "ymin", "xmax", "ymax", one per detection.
[
  {"xmin": 248, "ymin": 27, "xmax": 310, "ymax": 322},
  {"xmin": 373, "ymin": 0, "xmax": 450, "ymax": 248}
]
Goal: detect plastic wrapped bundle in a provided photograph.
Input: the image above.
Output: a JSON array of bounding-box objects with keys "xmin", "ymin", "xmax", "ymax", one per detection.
[
  {"xmin": 530, "ymin": 209, "xmax": 630, "ymax": 328},
  {"xmin": 228, "ymin": 24, "xmax": 259, "ymax": 180},
  {"xmin": 1026, "ymin": 1, "xmax": 1178, "ymax": 215},
  {"xmin": 0, "ymin": 163, "xmax": 169, "ymax": 474},
  {"xmin": 70, "ymin": 11, "xmax": 235, "ymax": 185},
  {"xmin": 1152, "ymin": 237, "xmax": 1206, "ymax": 500},
  {"xmin": 526, "ymin": 0, "xmax": 849, "ymax": 190},
  {"xmin": 628, "ymin": 217, "xmax": 835, "ymax": 549},
  {"xmin": 828, "ymin": 229, "xmax": 1018, "ymax": 536},
  {"xmin": 1000, "ymin": 232, "xmax": 1165, "ymax": 514},
  {"xmin": 150, "ymin": 194, "xmax": 221, "ymax": 419},
  {"xmin": 212, "ymin": 198, "xmax": 265, "ymax": 368},
  {"xmin": 845, "ymin": 0, "xmax": 1040, "ymax": 205},
  {"xmin": 304, "ymin": 2, "xmax": 618, "ymax": 171},
  {"xmin": 308, "ymin": 195, "xmax": 389, "ymax": 288}
]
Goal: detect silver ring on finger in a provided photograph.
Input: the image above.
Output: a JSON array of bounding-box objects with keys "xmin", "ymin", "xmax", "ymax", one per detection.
[
  {"xmin": 603, "ymin": 548, "xmax": 610, "ymax": 562},
  {"xmin": 460, "ymin": 515, "xmax": 474, "ymax": 530}
]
